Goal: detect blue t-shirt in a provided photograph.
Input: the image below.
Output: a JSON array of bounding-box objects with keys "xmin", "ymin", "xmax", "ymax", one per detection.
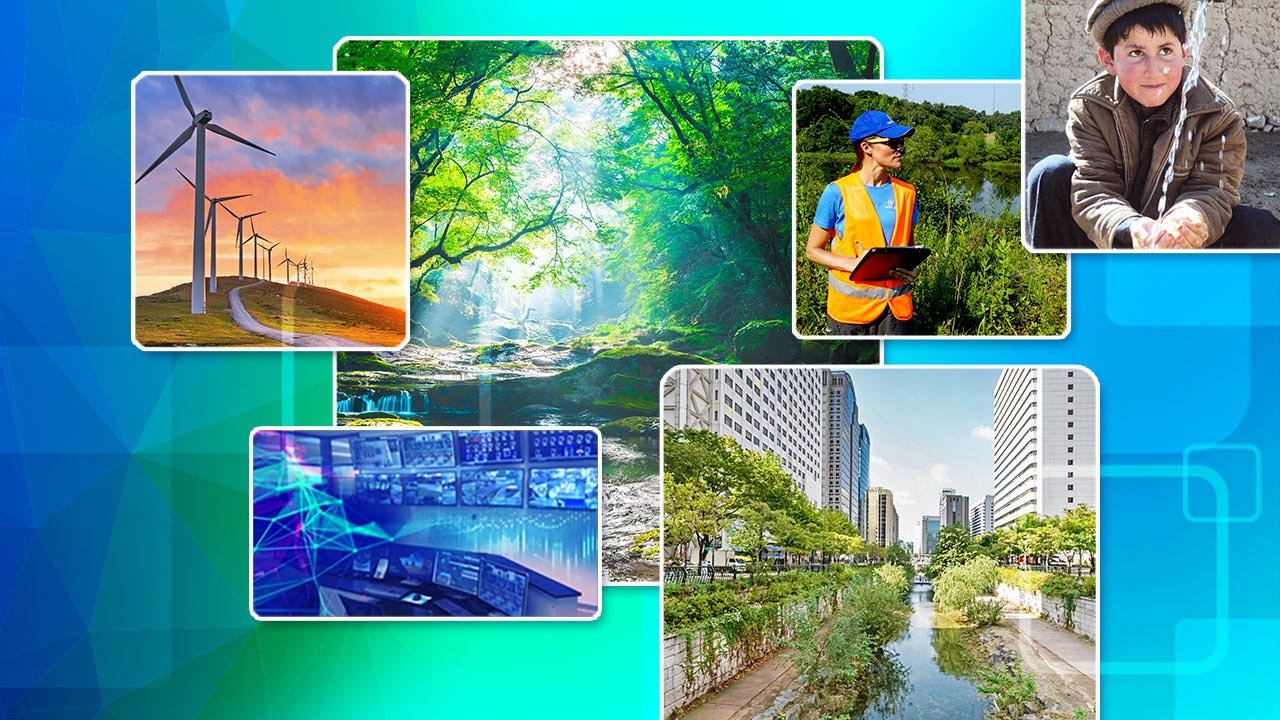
[{"xmin": 813, "ymin": 180, "xmax": 918, "ymax": 249}]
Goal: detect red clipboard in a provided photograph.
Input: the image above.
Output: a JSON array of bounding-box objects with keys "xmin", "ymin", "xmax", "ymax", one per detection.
[{"xmin": 848, "ymin": 246, "xmax": 931, "ymax": 283}]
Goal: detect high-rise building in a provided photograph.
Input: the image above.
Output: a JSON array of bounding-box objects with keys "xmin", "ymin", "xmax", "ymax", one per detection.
[
  {"xmin": 856, "ymin": 423, "xmax": 871, "ymax": 539},
  {"xmin": 920, "ymin": 515, "xmax": 940, "ymax": 556},
  {"xmin": 970, "ymin": 494, "xmax": 995, "ymax": 536},
  {"xmin": 866, "ymin": 486, "xmax": 896, "ymax": 547},
  {"xmin": 824, "ymin": 372, "xmax": 858, "ymax": 525},
  {"xmin": 939, "ymin": 488, "xmax": 970, "ymax": 532},
  {"xmin": 992, "ymin": 368, "xmax": 1097, "ymax": 528},
  {"xmin": 662, "ymin": 367, "xmax": 869, "ymax": 514}
]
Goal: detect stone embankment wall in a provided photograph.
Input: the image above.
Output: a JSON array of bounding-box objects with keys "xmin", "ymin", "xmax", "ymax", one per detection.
[
  {"xmin": 661, "ymin": 593, "xmax": 839, "ymax": 719},
  {"xmin": 1026, "ymin": 0, "xmax": 1280, "ymax": 132},
  {"xmin": 996, "ymin": 582, "xmax": 1098, "ymax": 642}
]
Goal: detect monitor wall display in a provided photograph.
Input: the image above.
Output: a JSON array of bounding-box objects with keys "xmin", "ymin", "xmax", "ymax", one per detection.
[
  {"xmin": 433, "ymin": 550, "xmax": 482, "ymax": 595},
  {"xmin": 400, "ymin": 431, "xmax": 456, "ymax": 468},
  {"xmin": 528, "ymin": 467, "xmax": 598, "ymax": 510},
  {"xmin": 457, "ymin": 430, "xmax": 522, "ymax": 465},
  {"xmin": 352, "ymin": 437, "xmax": 402, "ymax": 469},
  {"xmin": 355, "ymin": 472, "xmax": 457, "ymax": 506},
  {"xmin": 478, "ymin": 561, "xmax": 528, "ymax": 617},
  {"xmin": 460, "ymin": 469, "xmax": 524, "ymax": 507},
  {"xmin": 529, "ymin": 430, "xmax": 598, "ymax": 461}
]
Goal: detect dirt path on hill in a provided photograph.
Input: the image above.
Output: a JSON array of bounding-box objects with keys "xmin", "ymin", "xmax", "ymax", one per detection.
[{"xmin": 229, "ymin": 280, "xmax": 366, "ymax": 348}]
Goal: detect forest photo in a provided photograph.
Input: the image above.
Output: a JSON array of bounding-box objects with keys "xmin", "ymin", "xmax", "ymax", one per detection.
[
  {"xmin": 794, "ymin": 82, "xmax": 1067, "ymax": 337},
  {"xmin": 334, "ymin": 40, "xmax": 881, "ymax": 581}
]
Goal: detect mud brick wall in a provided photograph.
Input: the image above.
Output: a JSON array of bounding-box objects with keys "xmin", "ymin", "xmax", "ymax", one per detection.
[{"xmin": 1026, "ymin": 1, "xmax": 1280, "ymax": 132}]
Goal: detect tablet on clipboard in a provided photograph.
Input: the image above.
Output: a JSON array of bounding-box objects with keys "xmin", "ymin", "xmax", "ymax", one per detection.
[{"xmin": 848, "ymin": 246, "xmax": 931, "ymax": 283}]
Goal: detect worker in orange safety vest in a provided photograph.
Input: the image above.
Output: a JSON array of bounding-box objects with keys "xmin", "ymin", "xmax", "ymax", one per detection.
[{"xmin": 805, "ymin": 110, "xmax": 920, "ymax": 335}]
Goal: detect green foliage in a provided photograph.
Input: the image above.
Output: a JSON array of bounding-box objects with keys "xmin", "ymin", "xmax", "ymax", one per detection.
[
  {"xmin": 933, "ymin": 556, "xmax": 1001, "ymax": 613},
  {"xmin": 796, "ymin": 87, "xmax": 1020, "ymax": 165},
  {"xmin": 792, "ymin": 575, "xmax": 911, "ymax": 717},
  {"xmin": 998, "ymin": 567, "xmax": 1051, "ymax": 594},
  {"xmin": 663, "ymin": 568, "xmax": 871, "ymax": 633},
  {"xmin": 927, "ymin": 524, "xmax": 976, "ymax": 577},
  {"xmin": 963, "ymin": 599, "xmax": 1005, "ymax": 627},
  {"xmin": 977, "ymin": 654, "xmax": 1040, "ymax": 719},
  {"xmin": 1042, "ymin": 573, "xmax": 1096, "ymax": 600},
  {"xmin": 873, "ymin": 563, "xmax": 911, "ymax": 598}
]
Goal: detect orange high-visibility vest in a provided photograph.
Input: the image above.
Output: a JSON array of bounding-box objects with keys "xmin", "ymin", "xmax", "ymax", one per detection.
[{"xmin": 825, "ymin": 174, "xmax": 917, "ymax": 324}]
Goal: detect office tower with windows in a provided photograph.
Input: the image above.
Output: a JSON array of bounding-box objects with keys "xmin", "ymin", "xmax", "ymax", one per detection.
[{"xmin": 992, "ymin": 368, "xmax": 1097, "ymax": 528}]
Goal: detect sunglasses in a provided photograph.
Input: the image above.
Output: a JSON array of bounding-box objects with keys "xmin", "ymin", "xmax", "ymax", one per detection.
[{"xmin": 866, "ymin": 137, "xmax": 907, "ymax": 150}]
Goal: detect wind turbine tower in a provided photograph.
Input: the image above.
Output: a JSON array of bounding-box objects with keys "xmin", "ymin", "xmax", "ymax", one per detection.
[
  {"xmin": 135, "ymin": 75, "xmax": 275, "ymax": 314},
  {"xmin": 224, "ymin": 207, "xmax": 265, "ymax": 279},
  {"xmin": 175, "ymin": 168, "xmax": 248, "ymax": 294}
]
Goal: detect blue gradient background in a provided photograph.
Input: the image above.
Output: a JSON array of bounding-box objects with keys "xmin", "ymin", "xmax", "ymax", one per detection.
[{"xmin": 4, "ymin": 0, "xmax": 1271, "ymax": 718}]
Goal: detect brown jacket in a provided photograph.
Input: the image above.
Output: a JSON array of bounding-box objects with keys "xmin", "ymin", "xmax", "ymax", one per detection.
[{"xmin": 1066, "ymin": 71, "xmax": 1245, "ymax": 248}]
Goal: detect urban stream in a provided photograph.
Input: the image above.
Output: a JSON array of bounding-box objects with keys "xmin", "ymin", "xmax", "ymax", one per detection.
[{"xmin": 830, "ymin": 583, "xmax": 988, "ymax": 720}]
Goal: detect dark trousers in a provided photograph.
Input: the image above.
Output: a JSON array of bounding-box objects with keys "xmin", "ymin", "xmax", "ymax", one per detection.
[
  {"xmin": 1026, "ymin": 154, "xmax": 1280, "ymax": 249},
  {"xmin": 826, "ymin": 309, "xmax": 910, "ymax": 336}
]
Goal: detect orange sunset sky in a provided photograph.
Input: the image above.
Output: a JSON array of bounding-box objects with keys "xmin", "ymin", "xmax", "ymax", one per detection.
[{"xmin": 133, "ymin": 73, "xmax": 408, "ymax": 309}]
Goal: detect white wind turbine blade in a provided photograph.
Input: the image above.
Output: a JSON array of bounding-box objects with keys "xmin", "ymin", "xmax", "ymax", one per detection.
[
  {"xmin": 173, "ymin": 75, "xmax": 196, "ymax": 117},
  {"xmin": 206, "ymin": 123, "xmax": 276, "ymax": 156},
  {"xmin": 136, "ymin": 125, "xmax": 194, "ymax": 183}
]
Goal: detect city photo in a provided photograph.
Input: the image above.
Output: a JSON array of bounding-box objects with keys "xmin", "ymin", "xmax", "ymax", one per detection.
[{"xmin": 660, "ymin": 366, "xmax": 1098, "ymax": 719}]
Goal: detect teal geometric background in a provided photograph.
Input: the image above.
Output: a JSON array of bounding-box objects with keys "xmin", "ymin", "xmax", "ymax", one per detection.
[{"xmin": 13, "ymin": 0, "xmax": 1278, "ymax": 718}]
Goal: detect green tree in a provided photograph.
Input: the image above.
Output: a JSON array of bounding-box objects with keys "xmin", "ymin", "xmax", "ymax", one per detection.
[
  {"xmin": 1059, "ymin": 505, "xmax": 1097, "ymax": 574},
  {"xmin": 929, "ymin": 524, "xmax": 976, "ymax": 577}
]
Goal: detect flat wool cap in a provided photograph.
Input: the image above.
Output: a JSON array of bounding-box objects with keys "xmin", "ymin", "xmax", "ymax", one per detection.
[{"xmin": 1087, "ymin": 0, "xmax": 1191, "ymax": 47}]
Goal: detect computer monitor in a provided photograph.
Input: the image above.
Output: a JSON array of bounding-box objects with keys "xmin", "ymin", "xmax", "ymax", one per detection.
[
  {"xmin": 460, "ymin": 469, "xmax": 524, "ymax": 507},
  {"xmin": 394, "ymin": 547, "xmax": 435, "ymax": 580},
  {"xmin": 432, "ymin": 550, "xmax": 482, "ymax": 595},
  {"xmin": 529, "ymin": 429, "xmax": 598, "ymax": 461},
  {"xmin": 528, "ymin": 467, "xmax": 598, "ymax": 510},
  {"xmin": 351, "ymin": 437, "xmax": 402, "ymax": 470},
  {"xmin": 478, "ymin": 561, "xmax": 528, "ymax": 617},
  {"xmin": 457, "ymin": 430, "xmax": 522, "ymax": 465},
  {"xmin": 399, "ymin": 431, "xmax": 456, "ymax": 468},
  {"xmin": 355, "ymin": 472, "xmax": 457, "ymax": 506}
]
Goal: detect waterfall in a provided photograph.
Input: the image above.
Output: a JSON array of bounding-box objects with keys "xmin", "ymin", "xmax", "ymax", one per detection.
[
  {"xmin": 337, "ymin": 394, "xmax": 373, "ymax": 414},
  {"xmin": 375, "ymin": 390, "xmax": 412, "ymax": 414}
]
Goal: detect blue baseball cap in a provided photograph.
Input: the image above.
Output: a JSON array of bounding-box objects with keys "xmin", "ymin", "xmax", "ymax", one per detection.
[{"xmin": 849, "ymin": 110, "xmax": 915, "ymax": 144}]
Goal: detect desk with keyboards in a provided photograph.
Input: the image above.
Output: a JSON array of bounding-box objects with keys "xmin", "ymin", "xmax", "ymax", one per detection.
[{"xmin": 316, "ymin": 543, "xmax": 582, "ymax": 618}]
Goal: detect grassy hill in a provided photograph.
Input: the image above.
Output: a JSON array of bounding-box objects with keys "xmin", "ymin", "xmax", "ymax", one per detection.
[{"xmin": 135, "ymin": 277, "xmax": 406, "ymax": 348}]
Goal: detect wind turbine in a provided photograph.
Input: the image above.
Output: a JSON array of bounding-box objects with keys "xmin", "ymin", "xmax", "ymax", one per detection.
[
  {"xmin": 175, "ymin": 168, "xmax": 249, "ymax": 294},
  {"xmin": 246, "ymin": 216, "xmax": 265, "ymax": 279},
  {"xmin": 223, "ymin": 206, "xmax": 265, "ymax": 279},
  {"xmin": 276, "ymin": 248, "xmax": 297, "ymax": 284},
  {"xmin": 298, "ymin": 255, "xmax": 309, "ymax": 286},
  {"xmin": 261, "ymin": 240, "xmax": 280, "ymax": 282},
  {"xmin": 135, "ymin": 75, "xmax": 275, "ymax": 314}
]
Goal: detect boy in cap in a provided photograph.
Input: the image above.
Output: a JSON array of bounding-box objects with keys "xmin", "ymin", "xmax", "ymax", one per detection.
[
  {"xmin": 1027, "ymin": 0, "xmax": 1280, "ymax": 249},
  {"xmin": 806, "ymin": 110, "xmax": 920, "ymax": 334}
]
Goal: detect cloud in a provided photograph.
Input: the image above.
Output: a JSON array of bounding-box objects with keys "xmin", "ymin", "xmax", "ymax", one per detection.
[
  {"xmin": 971, "ymin": 425, "xmax": 995, "ymax": 441},
  {"xmin": 927, "ymin": 463, "xmax": 952, "ymax": 486},
  {"xmin": 871, "ymin": 455, "xmax": 890, "ymax": 470}
]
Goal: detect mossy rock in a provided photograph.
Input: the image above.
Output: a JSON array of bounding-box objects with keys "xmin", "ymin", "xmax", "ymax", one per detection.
[
  {"xmin": 343, "ymin": 417, "xmax": 424, "ymax": 427},
  {"xmin": 600, "ymin": 416, "xmax": 659, "ymax": 438},
  {"xmin": 734, "ymin": 320, "xmax": 801, "ymax": 363},
  {"xmin": 354, "ymin": 411, "xmax": 407, "ymax": 420},
  {"xmin": 408, "ymin": 320, "xmax": 431, "ymax": 347},
  {"xmin": 474, "ymin": 341, "xmax": 522, "ymax": 364},
  {"xmin": 337, "ymin": 352, "xmax": 394, "ymax": 372},
  {"xmin": 800, "ymin": 339, "xmax": 832, "ymax": 363}
]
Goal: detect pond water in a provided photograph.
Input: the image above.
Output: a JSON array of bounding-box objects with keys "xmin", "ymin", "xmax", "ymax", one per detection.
[
  {"xmin": 804, "ymin": 157, "xmax": 1020, "ymax": 219},
  {"xmin": 845, "ymin": 585, "xmax": 988, "ymax": 720}
]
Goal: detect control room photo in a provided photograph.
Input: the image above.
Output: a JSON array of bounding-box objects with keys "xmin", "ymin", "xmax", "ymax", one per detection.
[{"xmin": 250, "ymin": 428, "xmax": 600, "ymax": 619}]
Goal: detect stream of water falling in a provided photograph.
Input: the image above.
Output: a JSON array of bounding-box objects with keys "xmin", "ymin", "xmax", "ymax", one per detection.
[{"xmin": 1156, "ymin": 0, "xmax": 1213, "ymax": 217}]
